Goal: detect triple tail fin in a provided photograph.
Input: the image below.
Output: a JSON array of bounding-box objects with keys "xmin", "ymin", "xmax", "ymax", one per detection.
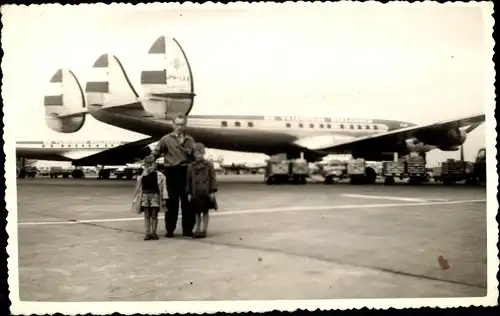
[
  {"xmin": 43, "ymin": 69, "xmax": 87, "ymax": 133},
  {"xmin": 85, "ymin": 53, "xmax": 139, "ymax": 112},
  {"xmin": 139, "ymin": 36, "xmax": 195, "ymax": 119}
]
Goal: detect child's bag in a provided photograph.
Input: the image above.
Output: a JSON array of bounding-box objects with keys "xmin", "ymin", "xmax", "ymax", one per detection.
[
  {"xmin": 132, "ymin": 194, "xmax": 141, "ymax": 214},
  {"xmin": 131, "ymin": 177, "xmax": 142, "ymax": 214}
]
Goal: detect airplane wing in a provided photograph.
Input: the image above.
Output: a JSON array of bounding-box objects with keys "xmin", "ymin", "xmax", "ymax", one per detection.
[
  {"xmin": 294, "ymin": 113, "xmax": 486, "ymax": 153},
  {"xmin": 71, "ymin": 136, "xmax": 159, "ymax": 166}
]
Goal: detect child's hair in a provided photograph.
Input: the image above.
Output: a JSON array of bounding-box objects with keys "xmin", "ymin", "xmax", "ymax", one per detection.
[
  {"xmin": 144, "ymin": 155, "xmax": 156, "ymax": 167},
  {"xmin": 194, "ymin": 142, "xmax": 205, "ymax": 154}
]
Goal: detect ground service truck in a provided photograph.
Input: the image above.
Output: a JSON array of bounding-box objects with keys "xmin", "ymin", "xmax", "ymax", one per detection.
[
  {"xmin": 433, "ymin": 147, "xmax": 486, "ymax": 185},
  {"xmin": 265, "ymin": 155, "xmax": 309, "ymax": 185}
]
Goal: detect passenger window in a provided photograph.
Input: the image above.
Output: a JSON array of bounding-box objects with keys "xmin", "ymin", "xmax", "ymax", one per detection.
[
  {"xmin": 235, "ymin": 121, "xmax": 241, "ymax": 127},
  {"xmin": 327, "ymin": 124, "xmax": 331, "ymax": 129},
  {"xmin": 319, "ymin": 124, "xmax": 324, "ymax": 129},
  {"xmin": 340, "ymin": 124, "xmax": 344, "ymax": 129},
  {"xmin": 365, "ymin": 125, "xmax": 370, "ymax": 129},
  {"xmin": 221, "ymin": 121, "xmax": 227, "ymax": 127},
  {"xmin": 309, "ymin": 124, "xmax": 314, "ymax": 128},
  {"xmin": 286, "ymin": 123, "xmax": 291, "ymax": 128},
  {"xmin": 374, "ymin": 125, "xmax": 378, "ymax": 130},
  {"xmin": 357, "ymin": 125, "xmax": 362, "ymax": 129},
  {"xmin": 350, "ymin": 125, "xmax": 354, "ymax": 129},
  {"xmin": 248, "ymin": 122, "xmax": 254, "ymax": 127},
  {"xmin": 299, "ymin": 123, "xmax": 303, "ymax": 128}
]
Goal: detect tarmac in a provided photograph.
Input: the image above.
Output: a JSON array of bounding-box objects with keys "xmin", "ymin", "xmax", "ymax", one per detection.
[{"xmin": 15, "ymin": 174, "xmax": 488, "ymax": 301}]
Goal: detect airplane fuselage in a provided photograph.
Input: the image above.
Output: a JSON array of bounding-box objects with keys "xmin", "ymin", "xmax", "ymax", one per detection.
[{"xmin": 91, "ymin": 108, "xmax": 419, "ymax": 161}]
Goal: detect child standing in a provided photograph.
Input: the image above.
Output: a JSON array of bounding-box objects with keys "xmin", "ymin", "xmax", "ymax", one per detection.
[
  {"xmin": 132, "ymin": 155, "xmax": 168, "ymax": 240},
  {"xmin": 186, "ymin": 143, "xmax": 218, "ymax": 238}
]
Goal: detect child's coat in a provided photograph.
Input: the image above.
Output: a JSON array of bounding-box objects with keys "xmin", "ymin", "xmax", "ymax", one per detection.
[
  {"xmin": 132, "ymin": 170, "xmax": 168, "ymax": 214},
  {"xmin": 186, "ymin": 159, "xmax": 218, "ymax": 210}
]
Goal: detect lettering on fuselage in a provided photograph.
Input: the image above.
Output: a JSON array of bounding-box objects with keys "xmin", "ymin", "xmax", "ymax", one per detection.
[
  {"xmin": 269, "ymin": 116, "xmax": 374, "ymax": 124},
  {"xmin": 41, "ymin": 140, "xmax": 124, "ymax": 148},
  {"xmin": 167, "ymin": 75, "xmax": 190, "ymax": 82}
]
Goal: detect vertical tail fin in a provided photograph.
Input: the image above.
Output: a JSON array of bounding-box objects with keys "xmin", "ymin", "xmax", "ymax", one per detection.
[
  {"xmin": 85, "ymin": 53, "xmax": 139, "ymax": 111},
  {"xmin": 140, "ymin": 36, "xmax": 195, "ymax": 119},
  {"xmin": 44, "ymin": 69, "xmax": 86, "ymax": 133}
]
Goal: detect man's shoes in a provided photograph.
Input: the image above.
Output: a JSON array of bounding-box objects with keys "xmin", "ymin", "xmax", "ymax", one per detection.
[{"xmin": 165, "ymin": 232, "xmax": 174, "ymax": 238}]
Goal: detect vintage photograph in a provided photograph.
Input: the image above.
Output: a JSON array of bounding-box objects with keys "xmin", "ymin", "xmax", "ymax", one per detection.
[{"xmin": 3, "ymin": 2, "xmax": 497, "ymax": 314}]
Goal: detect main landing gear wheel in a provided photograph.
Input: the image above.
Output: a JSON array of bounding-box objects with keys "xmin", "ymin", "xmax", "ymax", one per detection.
[
  {"xmin": 72, "ymin": 169, "xmax": 85, "ymax": 179},
  {"xmin": 98, "ymin": 169, "xmax": 111, "ymax": 179},
  {"xmin": 364, "ymin": 167, "xmax": 377, "ymax": 185}
]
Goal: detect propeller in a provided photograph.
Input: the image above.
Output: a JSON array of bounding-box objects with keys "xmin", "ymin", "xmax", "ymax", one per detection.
[
  {"xmin": 459, "ymin": 123, "xmax": 481, "ymax": 162},
  {"xmin": 464, "ymin": 122, "xmax": 482, "ymax": 134}
]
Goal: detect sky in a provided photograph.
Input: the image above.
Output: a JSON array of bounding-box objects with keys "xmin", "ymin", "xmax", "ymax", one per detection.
[{"xmin": 2, "ymin": 2, "xmax": 495, "ymax": 165}]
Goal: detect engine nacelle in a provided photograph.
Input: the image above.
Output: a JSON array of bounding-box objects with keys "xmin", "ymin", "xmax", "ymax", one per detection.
[
  {"xmin": 405, "ymin": 138, "xmax": 435, "ymax": 154},
  {"xmin": 411, "ymin": 127, "xmax": 467, "ymax": 152},
  {"xmin": 436, "ymin": 128, "xmax": 467, "ymax": 151},
  {"xmin": 44, "ymin": 69, "xmax": 86, "ymax": 133}
]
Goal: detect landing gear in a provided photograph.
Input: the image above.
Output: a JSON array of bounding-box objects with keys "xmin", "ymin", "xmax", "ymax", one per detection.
[
  {"xmin": 364, "ymin": 167, "xmax": 377, "ymax": 184},
  {"xmin": 98, "ymin": 169, "xmax": 111, "ymax": 179},
  {"xmin": 72, "ymin": 169, "xmax": 85, "ymax": 179}
]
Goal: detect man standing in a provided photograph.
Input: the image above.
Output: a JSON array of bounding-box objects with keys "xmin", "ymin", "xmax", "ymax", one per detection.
[{"xmin": 150, "ymin": 113, "xmax": 196, "ymax": 237}]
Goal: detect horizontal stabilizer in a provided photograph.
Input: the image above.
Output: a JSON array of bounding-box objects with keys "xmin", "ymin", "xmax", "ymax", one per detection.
[
  {"xmin": 140, "ymin": 36, "xmax": 195, "ymax": 119},
  {"xmin": 44, "ymin": 69, "xmax": 87, "ymax": 133}
]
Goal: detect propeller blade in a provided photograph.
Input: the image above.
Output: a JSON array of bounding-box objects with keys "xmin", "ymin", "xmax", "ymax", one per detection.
[{"xmin": 464, "ymin": 122, "xmax": 482, "ymax": 133}]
